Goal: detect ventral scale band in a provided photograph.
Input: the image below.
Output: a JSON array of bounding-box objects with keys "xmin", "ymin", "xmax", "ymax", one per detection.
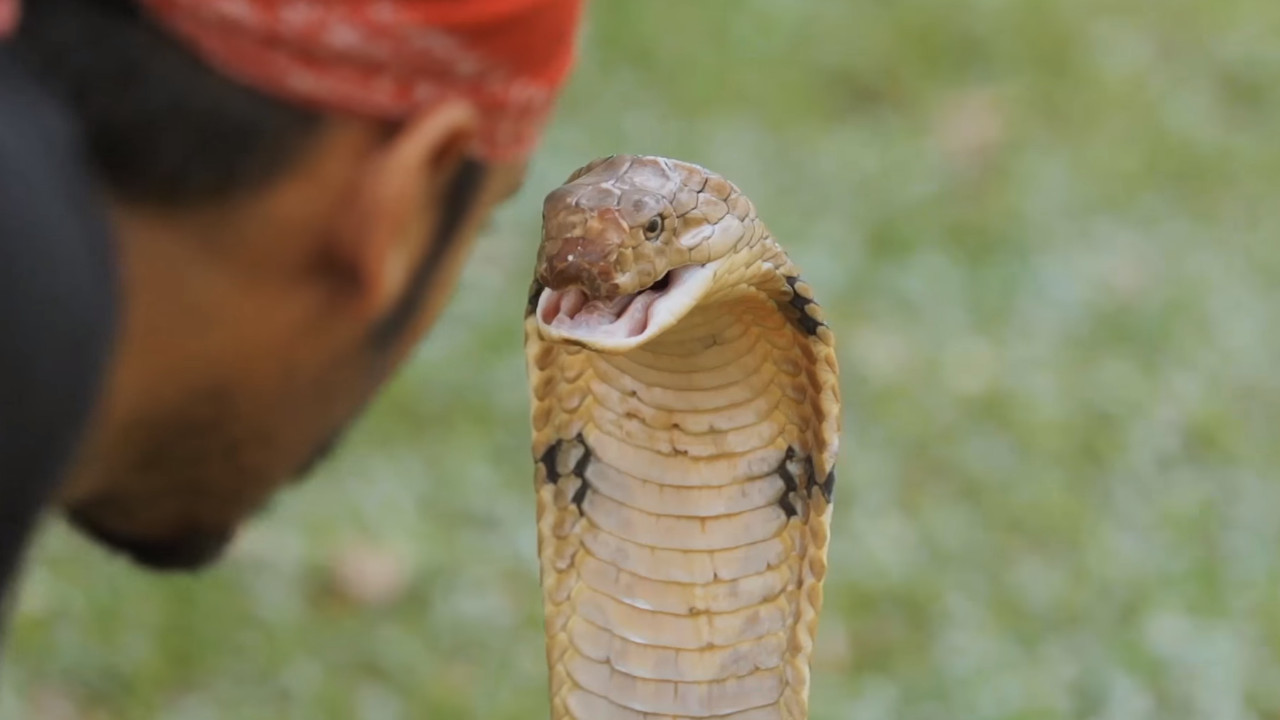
[{"xmin": 523, "ymin": 155, "xmax": 841, "ymax": 719}]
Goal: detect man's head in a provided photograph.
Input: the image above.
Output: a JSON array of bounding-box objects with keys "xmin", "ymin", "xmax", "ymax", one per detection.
[{"xmin": 5, "ymin": 0, "xmax": 582, "ymax": 570}]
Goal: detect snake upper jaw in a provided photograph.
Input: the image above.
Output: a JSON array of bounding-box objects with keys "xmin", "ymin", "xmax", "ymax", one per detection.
[{"xmin": 534, "ymin": 260, "xmax": 721, "ymax": 353}]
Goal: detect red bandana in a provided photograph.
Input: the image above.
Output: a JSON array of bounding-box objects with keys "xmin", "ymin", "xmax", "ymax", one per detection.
[
  {"xmin": 0, "ymin": 0, "xmax": 15, "ymax": 36},
  {"xmin": 0, "ymin": 0, "xmax": 585, "ymax": 163}
]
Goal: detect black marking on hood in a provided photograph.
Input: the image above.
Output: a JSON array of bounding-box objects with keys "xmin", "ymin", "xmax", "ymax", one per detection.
[
  {"xmin": 784, "ymin": 275, "xmax": 826, "ymax": 336},
  {"xmin": 777, "ymin": 447, "xmax": 800, "ymax": 518},
  {"xmin": 538, "ymin": 442, "xmax": 560, "ymax": 484},
  {"xmin": 526, "ymin": 278, "xmax": 545, "ymax": 316},
  {"xmin": 819, "ymin": 467, "xmax": 835, "ymax": 503},
  {"xmin": 570, "ymin": 438, "xmax": 593, "ymax": 510}
]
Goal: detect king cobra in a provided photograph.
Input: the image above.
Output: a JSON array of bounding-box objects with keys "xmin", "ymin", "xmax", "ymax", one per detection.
[{"xmin": 523, "ymin": 154, "xmax": 841, "ymax": 719}]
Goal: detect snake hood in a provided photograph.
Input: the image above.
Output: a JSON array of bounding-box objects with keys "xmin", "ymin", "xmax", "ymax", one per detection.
[
  {"xmin": 533, "ymin": 154, "xmax": 759, "ymax": 352},
  {"xmin": 524, "ymin": 153, "xmax": 838, "ymax": 719}
]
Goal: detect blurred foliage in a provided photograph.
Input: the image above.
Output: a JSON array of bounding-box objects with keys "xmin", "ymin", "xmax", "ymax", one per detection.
[{"xmin": 5, "ymin": 0, "xmax": 1280, "ymax": 718}]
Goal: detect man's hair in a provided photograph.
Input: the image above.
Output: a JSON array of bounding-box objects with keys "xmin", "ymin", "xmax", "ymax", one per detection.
[
  {"xmin": 10, "ymin": 0, "xmax": 322, "ymax": 206},
  {"xmin": 12, "ymin": 0, "xmax": 491, "ymax": 351}
]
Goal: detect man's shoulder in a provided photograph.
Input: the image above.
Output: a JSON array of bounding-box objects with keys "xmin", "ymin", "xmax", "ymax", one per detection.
[{"xmin": 0, "ymin": 46, "xmax": 118, "ymax": 615}]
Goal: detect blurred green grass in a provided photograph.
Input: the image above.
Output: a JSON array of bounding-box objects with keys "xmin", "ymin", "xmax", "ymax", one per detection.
[{"xmin": 6, "ymin": 0, "xmax": 1280, "ymax": 717}]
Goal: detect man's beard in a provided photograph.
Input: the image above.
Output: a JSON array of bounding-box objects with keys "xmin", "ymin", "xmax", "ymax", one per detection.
[
  {"xmin": 63, "ymin": 385, "xmax": 271, "ymax": 570},
  {"xmin": 63, "ymin": 361, "xmax": 375, "ymax": 572}
]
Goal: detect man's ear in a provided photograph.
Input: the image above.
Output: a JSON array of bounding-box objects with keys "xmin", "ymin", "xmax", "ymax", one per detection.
[{"xmin": 338, "ymin": 98, "xmax": 478, "ymax": 320}]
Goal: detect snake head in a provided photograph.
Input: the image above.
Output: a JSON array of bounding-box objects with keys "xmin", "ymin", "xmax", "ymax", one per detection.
[{"xmin": 533, "ymin": 155, "xmax": 747, "ymax": 352}]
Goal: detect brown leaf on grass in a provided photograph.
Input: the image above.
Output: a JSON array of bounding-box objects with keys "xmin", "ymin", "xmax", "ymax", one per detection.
[
  {"xmin": 934, "ymin": 88, "xmax": 1008, "ymax": 175},
  {"xmin": 28, "ymin": 687, "xmax": 82, "ymax": 720},
  {"xmin": 1101, "ymin": 244, "xmax": 1153, "ymax": 303},
  {"xmin": 328, "ymin": 541, "xmax": 413, "ymax": 609}
]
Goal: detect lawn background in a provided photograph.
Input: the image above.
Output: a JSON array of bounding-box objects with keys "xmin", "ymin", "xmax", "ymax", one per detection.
[{"xmin": 5, "ymin": 0, "xmax": 1280, "ymax": 718}]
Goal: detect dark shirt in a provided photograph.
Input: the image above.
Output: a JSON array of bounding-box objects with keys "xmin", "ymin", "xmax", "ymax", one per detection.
[{"xmin": 0, "ymin": 47, "xmax": 117, "ymax": 632}]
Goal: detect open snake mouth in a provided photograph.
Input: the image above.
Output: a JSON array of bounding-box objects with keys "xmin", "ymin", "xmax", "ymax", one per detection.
[{"xmin": 535, "ymin": 262, "xmax": 719, "ymax": 350}]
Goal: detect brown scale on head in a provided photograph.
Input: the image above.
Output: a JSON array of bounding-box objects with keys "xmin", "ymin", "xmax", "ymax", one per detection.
[
  {"xmin": 537, "ymin": 154, "xmax": 740, "ymax": 299},
  {"xmin": 533, "ymin": 154, "xmax": 757, "ymax": 350}
]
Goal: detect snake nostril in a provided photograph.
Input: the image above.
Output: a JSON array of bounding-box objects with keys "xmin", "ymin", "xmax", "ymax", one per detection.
[{"xmin": 540, "ymin": 236, "xmax": 618, "ymax": 297}]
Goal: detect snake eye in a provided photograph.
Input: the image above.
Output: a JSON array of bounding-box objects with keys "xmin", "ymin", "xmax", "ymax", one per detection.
[{"xmin": 643, "ymin": 216, "xmax": 664, "ymax": 240}]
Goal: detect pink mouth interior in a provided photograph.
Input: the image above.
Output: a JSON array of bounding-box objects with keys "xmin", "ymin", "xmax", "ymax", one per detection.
[{"xmin": 538, "ymin": 279, "xmax": 668, "ymax": 341}]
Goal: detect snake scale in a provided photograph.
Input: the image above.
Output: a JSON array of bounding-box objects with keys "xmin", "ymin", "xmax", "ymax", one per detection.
[{"xmin": 523, "ymin": 154, "xmax": 841, "ymax": 719}]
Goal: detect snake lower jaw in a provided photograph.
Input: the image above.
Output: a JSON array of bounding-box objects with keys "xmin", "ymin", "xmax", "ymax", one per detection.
[{"xmin": 534, "ymin": 261, "xmax": 720, "ymax": 353}]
